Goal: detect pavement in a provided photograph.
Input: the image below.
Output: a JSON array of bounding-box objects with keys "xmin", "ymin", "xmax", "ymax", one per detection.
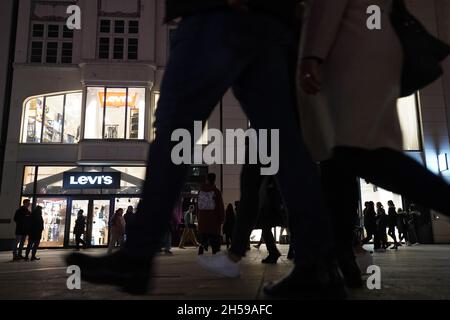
[{"xmin": 0, "ymin": 244, "xmax": 449, "ymax": 300}]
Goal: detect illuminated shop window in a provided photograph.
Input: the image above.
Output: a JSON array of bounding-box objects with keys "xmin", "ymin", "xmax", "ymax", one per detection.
[
  {"xmin": 36, "ymin": 197, "xmax": 67, "ymax": 248},
  {"xmin": 21, "ymin": 92, "xmax": 82, "ymax": 144},
  {"xmin": 84, "ymin": 87, "xmax": 146, "ymax": 140},
  {"xmin": 397, "ymin": 94, "xmax": 422, "ymax": 151}
]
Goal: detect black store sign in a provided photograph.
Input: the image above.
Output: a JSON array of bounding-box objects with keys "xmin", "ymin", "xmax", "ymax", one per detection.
[{"xmin": 63, "ymin": 172, "xmax": 121, "ymax": 189}]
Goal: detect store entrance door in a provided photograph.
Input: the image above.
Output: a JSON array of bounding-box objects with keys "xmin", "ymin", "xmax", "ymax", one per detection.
[{"xmin": 68, "ymin": 198, "xmax": 112, "ymax": 247}]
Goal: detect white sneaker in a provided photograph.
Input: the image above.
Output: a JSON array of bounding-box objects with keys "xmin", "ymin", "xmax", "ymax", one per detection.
[{"xmin": 197, "ymin": 252, "xmax": 240, "ymax": 278}]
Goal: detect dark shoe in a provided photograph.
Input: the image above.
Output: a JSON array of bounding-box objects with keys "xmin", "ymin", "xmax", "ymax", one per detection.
[
  {"xmin": 17, "ymin": 255, "xmax": 25, "ymax": 260},
  {"xmin": 261, "ymin": 253, "xmax": 281, "ymax": 264},
  {"xmin": 264, "ymin": 264, "xmax": 347, "ymax": 300},
  {"xmin": 12, "ymin": 255, "xmax": 21, "ymax": 261},
  {"xmin": 164, "ymin": 250, "xmax": 173, "ymax": 255},
  {"xmin": 338, "ymin": 257, "xmax": 363, "ymax": 288},
  {"xmin": 65, "ymin": 250, "xmax": 152, "ymax": 295},
  {"xmin": 31, "ymin": 256, "xmax": 40, "ymax": 261},
  {"xmin": 198, "ymin": 246, "xmax": 204, "ymax": 255},
  {"xmin": 24, "ymin": 256, "xmax": 29, "ymax": 261}
]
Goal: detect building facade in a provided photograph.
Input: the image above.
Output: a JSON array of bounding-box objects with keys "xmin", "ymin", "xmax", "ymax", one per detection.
[{"xmin": 0, "ymin": 0, "xmax": 449, "ymax": 249}]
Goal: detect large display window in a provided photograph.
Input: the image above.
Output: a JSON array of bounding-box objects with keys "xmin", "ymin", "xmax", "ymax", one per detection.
[
  {"xmin": 398, "ymin": 94, "xmax": 422, "ymax": 151},
  {"xmin": 21, "ymin": 92, "xmax": 82, "ymax": 144},
  {"xmin": 36, "ymin": 197, "xmax": 67, "ymax": 247},
  {"xmin": 84, "ymin": 87, "xmax": 146, "ymax": 140},
  {"xmin": 21, "ymin": 165, "xmax": 145, "ymax": 248}
]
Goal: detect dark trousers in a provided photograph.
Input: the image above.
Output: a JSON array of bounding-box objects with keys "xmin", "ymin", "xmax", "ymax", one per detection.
[
  {"xmin": 261, "ymin": 227, "xmax": 280, "ymax": 257},
  {"xmin": 230, "ymin": 163, "xmax": 263, "ymax": 257},
  {"xmin": 198, "ymin": 234, "xmax": 221, "ymax": 254},
  {"xmin": 379, "ymin": 227, "xmax": 388, "ymax": 248},
  {"xmin": 25, "ymin": 239, "xmax": 40, "ymax": 258},
  {"xmin": 388, "ymin": 226, "xmax": 398, "ymax": 245},
  {"xmin": 75, "ymin": 234, "xmax": 85, "ymax": 249},
  {"xmin": 13, "ymin": 234, "xmax": 27, "ymax": 257},
  {"xmin": 362, "ymin": 228, "xmax": 376, "ymax": 244},
  {"xmin": 398, "ymin": 228, "xmax": 408, "ymax": 242},
  {"xmin": 321, "ymin": 146, "xmax": 450, "ymax": 258},
  {"xmin": 224, "ymin": 233, "xmax": 232, "ymax": 248},
  {"xmin": 125, "ymin": 10, "xmax": 333, "ymax": 266}
]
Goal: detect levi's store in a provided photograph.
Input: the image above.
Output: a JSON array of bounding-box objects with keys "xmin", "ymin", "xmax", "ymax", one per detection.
[
  {"xmin": 20, "ymin": 165, "xmax": 209, "ymax": 248},
  {"xmin": 21, "ymin": 166, "xmax": 145, "ymax": 248}
]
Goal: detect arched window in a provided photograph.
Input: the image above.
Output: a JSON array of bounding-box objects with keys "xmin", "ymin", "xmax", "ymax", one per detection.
[{"xmin": 21, "ymin": 91, "xmax": 82, "ymax": 144}]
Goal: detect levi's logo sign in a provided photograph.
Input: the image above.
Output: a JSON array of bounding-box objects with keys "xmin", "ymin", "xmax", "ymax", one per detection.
[{"xmin": 63, "ymin": 172, "xmax": 121, "ymax": 189}]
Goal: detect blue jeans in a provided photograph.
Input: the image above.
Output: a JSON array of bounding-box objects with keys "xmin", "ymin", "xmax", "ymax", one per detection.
[{"xmin": 126, "ymin": 9, "xmax": 333, "ymax": 265}]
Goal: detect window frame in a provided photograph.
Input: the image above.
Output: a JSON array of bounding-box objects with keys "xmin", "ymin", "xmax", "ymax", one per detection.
[
  {"xmin": 21, "ymin": 91, "xmax": 83, "ymax": 144},
  {"xmin": 28, "ymin": 21, "xmax": 74, "ymax": 64},
  {"xmin": 97, "ymin": 18, "xmax": 139, "ymax": 61},
  {"xmin": 84, "ymin": 86, "xmax": 146, "ymax": 141}
]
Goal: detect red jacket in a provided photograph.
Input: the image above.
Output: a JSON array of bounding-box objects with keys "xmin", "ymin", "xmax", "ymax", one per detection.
[{"xmin": 197, "ymin": 184, "xmax": 225, "ymax": 235}]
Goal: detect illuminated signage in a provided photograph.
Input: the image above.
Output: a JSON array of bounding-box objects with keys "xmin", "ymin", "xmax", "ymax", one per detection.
[
  {"xmin": 63, "ymin": 172, "xmax": 121, "ymax": 189},
  {"xmin": 98, "ymin": 92, "xmax": 138, "ymax": 108}
]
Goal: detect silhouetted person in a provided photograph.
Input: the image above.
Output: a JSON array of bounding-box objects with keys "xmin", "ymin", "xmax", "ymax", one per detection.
[
  {"xmin": 396, "ymin": 208, "xmax": 409, "ymax": 244},
  {"xmin": 74, "ymin": 210, "xmax": 86, "ymax": 250},
  {"xmin": 376, "ymin": 202, "xmax": 388, "ymax": 251},
  {"xmin": 178, "ymin": 205, "xmax": 199, "ymax": 248},
  {"xmin": 223, "ymin": 204, "xmax": 235, "ymax": 249},
  {"xmin": 67, "ymin": 0, "xmax": 338, "ymax": 298},
  {"xmin": 362, "ymin": 201, "xmax": 377, "ymax": 245},
  {"xmin": 257, "ymin": 177, "xmax": 282, "ymax": 264},
  {"xmin": 25, "ymin": 206, "xmax": 44, "ymax": 261},
  {"xmin": 197, "ymin": 173, "xmax": 225, "ymax": 255},
  {"xmin": 123, "ymin": 206, "xmax": 135, "ymax": 241},
  {"xmin": 387, "ymin": 200, "xmax": 399, "ymax": 249},
  {"xmin": 108, "ymin": 209, "xmax": 125, "ymax": 254},
  {"xmin": 13, "ymin": 199, "xmax": 31, "ymax": 261},
  {"xmin": 299, "ymin": 0, "xmax": 450, "ymax": 290},
  {"xmin": 407, "ymin": 204, "xmax": 420, "ymax": 245}
]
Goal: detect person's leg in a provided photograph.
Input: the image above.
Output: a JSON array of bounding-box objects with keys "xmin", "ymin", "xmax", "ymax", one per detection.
[
  {"xmin": 32, "ymin": 240, "xmax": 40, "ymax": 258},
  {"xmin": 25, "ymin": 241, "xmax": 32, "ymax": 259},
  {"xmin": 388, "ymin": 227, "xmax": 398, "ymax": 248},
  {"xmin": 198, "ymin": 233, "xmax": 205, "ymax": 254},
  {"xmin": 261, "ymin": 227, "xmax": 281, "ymax": 264},
  {"xmin": 80, "ymin": 236, "xmax": 86, "ymax": 248},
  {"xmin": 320, "ymin": 156, "xmax": 362, "ymax": 287},
  {"xmin": 178, "ymin": 229, "xmax": 188, "ymax": 248},
  {"xmin": 163, "ymin": 231, "xmax": 171, "ymax": 252},
  {"xmin": 232, "ymin": 30, "xmax": 334, "ymax": 269},
  {"xmin": 123, "ymin": 11, "xmax": 255, "ymax": 257},
  {"xmin": 334, "ymin": 147, "xmax": 450, "ymax": 215},
  {"xmin": 320, "ymin": 158, "xmax": 359, "ymax": 259},
  {"xmin": 13, "ymin": 235, "xmax": 21, "ymax": 257},
  {"xmin": 261, "ymin": 227, "xmax": 280, "ymax": 257},
  {"xmin": 362, "ymin": 229, "xmax": 373, "ymax": 244},
  {"xmin": 75, "ymin": 234, "xmax": 81, "ymax": 250},
  {"xmin": 108, "ymin": 234, "xmax": 117, "ymax": 254},
  {"xmin": 18, "ymin": 235, "xmax": 27, "ymax": 257},
  {"xmin": 188, "ymin": 229, "xmax": 199, "ymax": 247},
  {"xmin": 230, "ymin": 163, "xmax": 264, "ymax": 257},
  {"xmin": 211, "ymin": 235, "xmax": 221, "ymax": 254}
]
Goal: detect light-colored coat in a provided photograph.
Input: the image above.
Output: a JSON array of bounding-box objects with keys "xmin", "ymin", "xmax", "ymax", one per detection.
[{"xmin": 298, "ymin": 0, "xmax": 404, "ymax": 161}]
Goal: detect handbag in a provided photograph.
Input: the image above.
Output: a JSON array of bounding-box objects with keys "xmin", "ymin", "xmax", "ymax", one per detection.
[{"xmin": 391, "ymin": 0, "xmax": 450, "ymax": 97}]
